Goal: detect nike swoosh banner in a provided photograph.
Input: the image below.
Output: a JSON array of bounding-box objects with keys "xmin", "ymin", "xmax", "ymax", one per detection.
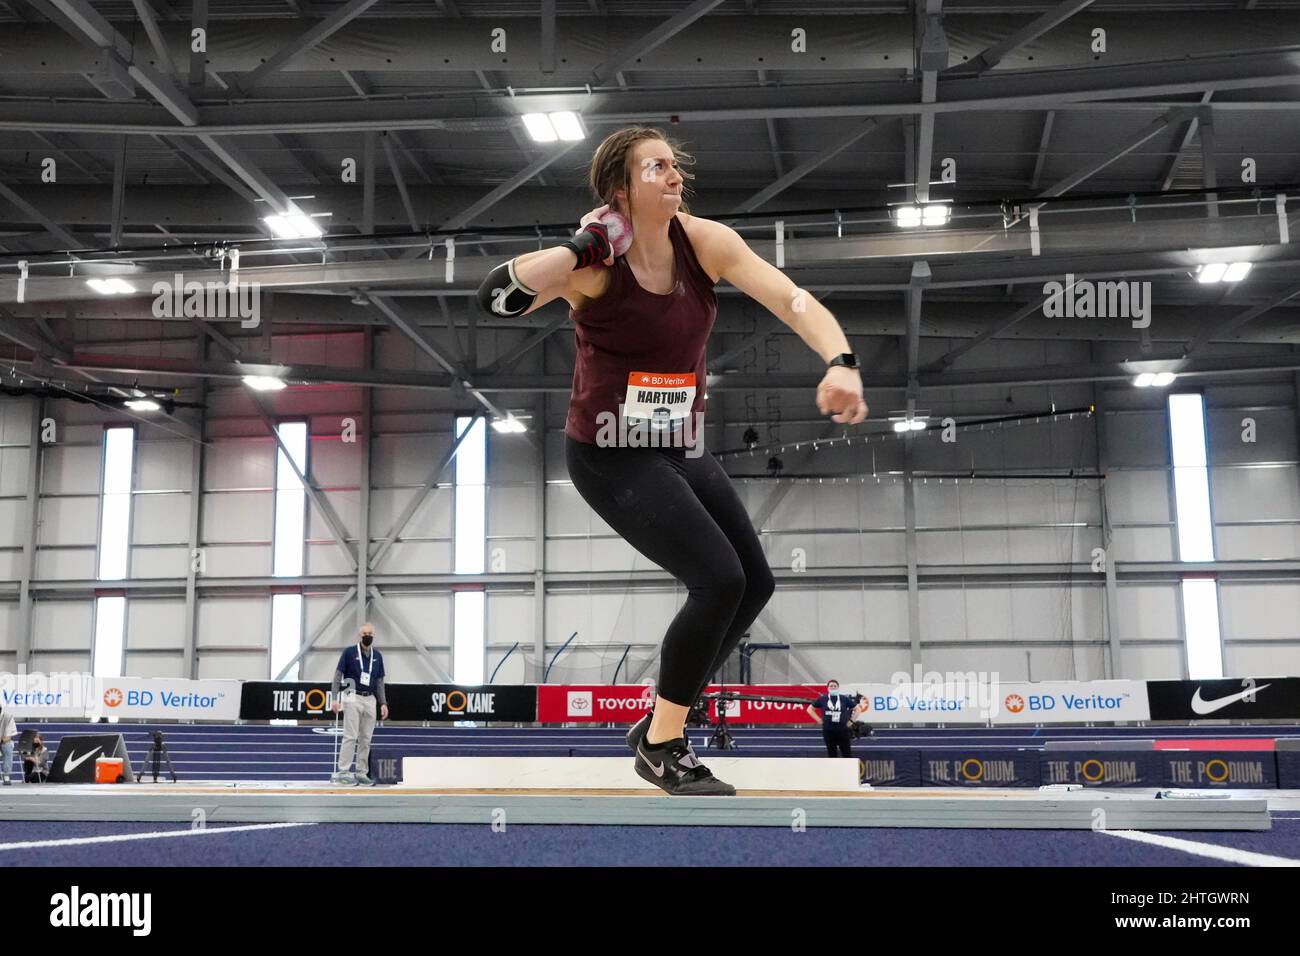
[
  {"xmin": 46, "ymin": 733, "xmax": 134, "ymax": 784},
  {"xmin": 1146, "ymin": 677, "xmax": 1300, "ymax": 721}
]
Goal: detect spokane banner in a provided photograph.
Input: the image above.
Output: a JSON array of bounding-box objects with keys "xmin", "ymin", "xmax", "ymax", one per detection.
[
  {"xmin": 385, "ymin": 684, "xmax": 537, "ymax": 722},
  {"xmin": 241, "ymin": 682, "xmax": 537, "ymax": 721}
]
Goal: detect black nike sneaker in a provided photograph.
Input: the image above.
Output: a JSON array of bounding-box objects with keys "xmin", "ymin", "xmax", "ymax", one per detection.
[
  {"xmin": 625, "ymin": 713, "xmax": 652, "ymax": 753},
  {"xmin": 635, "ymin": 736, "xmax": 736, "ymax": 796}
]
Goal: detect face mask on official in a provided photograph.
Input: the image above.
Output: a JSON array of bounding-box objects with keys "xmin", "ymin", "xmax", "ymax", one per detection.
[
  {"xmin": 827, "ymin": 683, "xmax": 839, "ymax": 696},
  {"xmin": 360, "ymin": 631, "xmax": 374, "ymax": 647}
]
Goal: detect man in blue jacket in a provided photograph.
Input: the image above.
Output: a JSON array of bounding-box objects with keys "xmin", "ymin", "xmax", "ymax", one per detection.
[{"xmin": 330, "ymin": 622, "xmax": 388, "ymax": 785}]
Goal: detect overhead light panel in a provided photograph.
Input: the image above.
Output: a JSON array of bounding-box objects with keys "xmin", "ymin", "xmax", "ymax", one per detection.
[
  {"xmin": 124, "ymin": 399, "xmax": 161, "ymax": 411},
  {"xmin": 263, "ymin": 213, "xmax": 324, "ymax": 239},
  {"xmin": 890, "ymin": 412, "xmax": 930, "ymax": 432},
  {"xmin": 521, "ymin": 112, "xmax": 586, "ymax": 143},
  {"xmin": 86, "ymin": 277, "xmax": 135, "ymax": 295},
  {"xmin": 243, "ymin": 375, "xmax": 287, "ymax": 392},
  {"xmin": 921, "ymin": 204, "xmax": 951, "ymax": 226},
  {"xmin": 1134, "ymin": 372, "xmax": 1176, "ymax": 388},
  {"xmin": 522, "ymin": 113, "xmax": 557, "ymax": 143},
  {"xmin": 891, "ymin": 418, "xmax": 928, "ymax": 432},
  {"xmin": 893, "ymin": 204, "xmax": 948, "ymax": 228},
  {"xmin": 1196, "ymin": 263, "xmax": 1227, "ymax": 283},
  {"xmin": 1196, "ymin": 262, "xmax": 1251, "ymax": 284},
  {"xmin": 893, "ymin": 205, "xmax": 922, "ymax": 228},
  {"xmin": 491, "ymin": 414, "xmax": 528, "ymax": 434},
  {"xmin": 549, "ymin": 111, "xmax": 586, "ymax": 141}
]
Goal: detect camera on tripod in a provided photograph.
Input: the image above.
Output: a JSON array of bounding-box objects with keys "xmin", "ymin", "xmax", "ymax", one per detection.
[{"xmin": 140, "ymin": 731, "xmax": 178, "ymax": 783}]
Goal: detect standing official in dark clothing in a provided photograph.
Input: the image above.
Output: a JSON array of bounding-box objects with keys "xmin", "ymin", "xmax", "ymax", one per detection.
[
  {"xmin": 331, "ymin": 623, "xmax": 388, "ymax": 786},
  {"xmin": 0, "ymin": 705, "xmax": 15, "ymax": 786},
  {"xmin": 806, "ymin": 679, "xmax": 867, "ymax": 758}
]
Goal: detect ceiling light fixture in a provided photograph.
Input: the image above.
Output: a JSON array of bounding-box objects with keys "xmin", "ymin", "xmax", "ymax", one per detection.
[{"xmin": 242, "ymin": 375, "xmax": 287, "ymax": 392}]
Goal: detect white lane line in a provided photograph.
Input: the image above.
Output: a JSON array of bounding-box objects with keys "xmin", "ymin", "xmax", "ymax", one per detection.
[
  {"xmin": 0, "ymin": 821, "xmax": 316, "ymax": 852},
  {"xmin": 1099, "ymin": 829, "xmax": 1300, "ymax": 867}
]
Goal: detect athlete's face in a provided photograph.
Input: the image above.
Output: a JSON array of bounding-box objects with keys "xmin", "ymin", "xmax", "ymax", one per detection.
[{"xmin": 617, "ymin": 140, "xmax": 683, "ymax": 220}]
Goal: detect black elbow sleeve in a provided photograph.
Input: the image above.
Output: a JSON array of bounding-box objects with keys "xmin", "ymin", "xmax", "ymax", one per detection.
[{"xmin": 477, "ymin": 258, "xmax": 539, "ymax": 317}]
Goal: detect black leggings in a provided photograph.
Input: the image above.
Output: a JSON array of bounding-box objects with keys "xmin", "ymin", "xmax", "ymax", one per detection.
[{"xmin": 565, "ymin": 436, "xmax": 776, "ymax": 706}]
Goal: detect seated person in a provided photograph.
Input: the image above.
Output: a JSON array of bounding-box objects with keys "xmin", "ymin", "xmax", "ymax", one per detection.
[{"xmin": 23, "ymin": 731, "xmax": 51, "ymax": 784}]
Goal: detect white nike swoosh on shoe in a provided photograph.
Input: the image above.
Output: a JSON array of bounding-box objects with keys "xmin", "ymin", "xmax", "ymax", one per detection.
[
  {"xmin": 1190, "ymin": 684, "xmax": 1270, "ymax": 715},
  {"xmin": 637, "ymin": 746, "xmax": 665, "ymax": 777},
  {"xmin": 62, "ymin": 747, "xmax": 104, "ymax": 774}
]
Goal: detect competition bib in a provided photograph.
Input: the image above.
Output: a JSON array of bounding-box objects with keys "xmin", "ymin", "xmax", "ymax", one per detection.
[{"xmin": 622, "ymin": 372, "xmax": 696, "ymax": 430}]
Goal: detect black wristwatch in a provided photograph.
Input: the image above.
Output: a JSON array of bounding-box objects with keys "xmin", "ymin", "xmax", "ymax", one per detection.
[{"xmin": 828, "ymin": 353, "xmax": 859, "ymax": 369}]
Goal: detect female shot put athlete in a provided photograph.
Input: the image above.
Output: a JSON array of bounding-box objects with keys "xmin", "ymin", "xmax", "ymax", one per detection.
[{"xmin": 479, "ymin": 126, "xmax": 868, "ymax": 795}]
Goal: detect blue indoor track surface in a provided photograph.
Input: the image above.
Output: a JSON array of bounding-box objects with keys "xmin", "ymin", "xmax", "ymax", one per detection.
[
  {"xmin": 7, "ymin": 722, "xmax": 1299, "ymax": 866},
  {"xmin": 1, "ymin": 815, "xmax": 1297, "ymax": 867}
]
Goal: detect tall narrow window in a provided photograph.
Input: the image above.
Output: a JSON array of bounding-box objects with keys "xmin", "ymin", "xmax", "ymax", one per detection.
[
  {"xmin": 93, "ymin": 427, "xmax": 134, "ymax": 679},
  {"xmin": 270, "ymin": 592, "xmax": 304, "ymax": 681},
  {"xmin": 92, "ymin": 596, "xmax": 127, "ymax": 680},
  {"xmin": 1168, "ymin": 393, "xmax": 1223, "ymax": 678},
  {"xmin": 271, "ymin": 421, "xmax": 308, "ymax": 679},
  {"xmin": 1168, "ymin": 394, "xmax": 1215, "ymax": 562},
  {"xmin": 273, "ymin": 422, "xmax": 308, "ymax": 577},
  {"xmin": 453, "ymin": 416, "xmax": 486, "ymax": 684},
  {"xmin": 1181, "ymin": 577, "xmax": 1225, "ymax": 681},
  {"xmin": 97, "ymin": 427, "xmax": 134, "ymax": 581}
]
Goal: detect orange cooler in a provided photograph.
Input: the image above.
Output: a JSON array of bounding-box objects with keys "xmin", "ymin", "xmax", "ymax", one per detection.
[{"xmin": 95, "ymin": 757, "xmax": 125, "ymax": 783}]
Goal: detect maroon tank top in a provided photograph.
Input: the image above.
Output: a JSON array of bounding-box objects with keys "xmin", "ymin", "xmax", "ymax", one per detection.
[{"xmin": 565, "ymin": 214, "xmax": 718, "ymax": 444}]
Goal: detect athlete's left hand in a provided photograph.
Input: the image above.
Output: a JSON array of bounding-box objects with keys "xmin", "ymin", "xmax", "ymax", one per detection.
[{"xmin": 816, "ymin": 365, "xmax": 868, "ymax": 424}]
